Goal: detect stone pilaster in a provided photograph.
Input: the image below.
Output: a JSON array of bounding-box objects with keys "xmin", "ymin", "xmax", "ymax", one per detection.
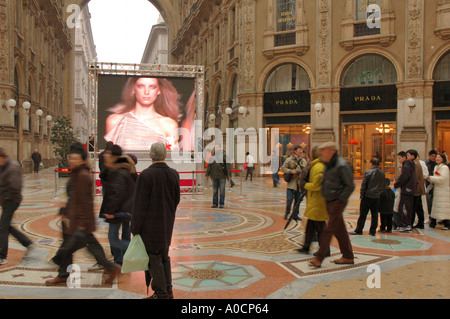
[{"xmin": 398, "ymin": 0, "xmax": 430, "ymax": 156}]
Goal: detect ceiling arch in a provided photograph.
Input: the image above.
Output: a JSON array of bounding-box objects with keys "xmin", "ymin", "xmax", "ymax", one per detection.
[{"xmin": 77, "ymin": 0, "xmax": 179, "ymax": 59}]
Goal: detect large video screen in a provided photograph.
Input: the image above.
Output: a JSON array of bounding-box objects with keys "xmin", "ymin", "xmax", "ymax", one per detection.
[{"xmin": 97, "ymin": 75, "xmax": 196, "ymax": 151}]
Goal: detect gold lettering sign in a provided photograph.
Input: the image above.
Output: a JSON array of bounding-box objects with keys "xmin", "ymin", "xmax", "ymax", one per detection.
[
  {"xmin": 275, "ymin": 99, "xmax": 299, "ymax": 106},
  {"xmin": 278, "ymin": 10, "xmax": 295, "ymax": 24},
  {"xmin": 354, "ymin": 95, "xmax": 381, "ymax": 102}
]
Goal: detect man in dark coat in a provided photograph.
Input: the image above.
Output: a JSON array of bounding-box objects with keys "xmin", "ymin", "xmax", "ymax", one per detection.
[
  {"xmin": 99, "ymin": 144, "xmax": 137, "ymax": 265},
  {"xmin": 0, "ymin": 148, "xmax": 34, "ymax": 266},
  {"xmin": 309, "ymin": 142, "xmax": 355, "ymax": 268},
  {"xmin": 45, "ymin": 143, "xmax": 120, "ymax": 286},
  {"xmin": 131, "ymin": 142, "xmax": 180, "ymax": 299},
  {"xmin": 351, "ymin": 157, "xmax": 386, "ymax": 236},
  {"xmin": 31, "ymin": 149, "xmax": 42, "ymax": 173},
  {"xmin": 394, "ymin": 151, "xmax": 416, "ymax": 232}
]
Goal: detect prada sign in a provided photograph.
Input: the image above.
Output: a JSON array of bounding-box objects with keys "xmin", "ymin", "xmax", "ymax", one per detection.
[
  {"xmin": 340, "ymin": 85, "xmax": 397, "ymax": 111},
  {"xmin": 264, "ymin": 90, "xmax": 310, "ymax": 114}
]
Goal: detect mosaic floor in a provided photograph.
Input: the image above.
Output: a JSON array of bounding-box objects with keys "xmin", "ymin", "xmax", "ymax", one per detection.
[{"xmin": 0, "ymin": 168, "xmax": 449, "ymax": 300}]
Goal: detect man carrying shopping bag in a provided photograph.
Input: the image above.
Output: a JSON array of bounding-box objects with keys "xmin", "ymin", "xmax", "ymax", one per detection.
[{"xmin": 131, "ymin": 142, "xmax": 181, "ymax": 299}]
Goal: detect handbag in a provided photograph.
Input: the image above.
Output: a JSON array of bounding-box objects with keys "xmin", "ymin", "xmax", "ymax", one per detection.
[
  {"xmin": 121, "ymin": 234, "xmax": 149, "ymax": 273},
  {"xmin": 283, "ymin": 173, "xmax": 293, "ymax": 182},
  {"xmin": 244, "ymin": 162, "xmax": 248, "ymax": 170}
]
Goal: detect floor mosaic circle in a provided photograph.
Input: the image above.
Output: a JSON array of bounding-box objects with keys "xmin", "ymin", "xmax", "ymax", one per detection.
[
  {"xmin": 351, "ymin": 235, "xmax": 432, "ymax": 251},
  {"xmin": 173, "ymin": 209, "xmax": 272, "ymax": 238},
  {"xmin": 171, "ymin": 261, "xmax": 264, "ymax": 291}
]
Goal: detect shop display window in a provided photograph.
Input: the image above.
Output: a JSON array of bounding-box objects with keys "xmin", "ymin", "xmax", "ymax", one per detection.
[{"xmin": 342, "ymin": 123, "xmax": 396, "ymax": 177}]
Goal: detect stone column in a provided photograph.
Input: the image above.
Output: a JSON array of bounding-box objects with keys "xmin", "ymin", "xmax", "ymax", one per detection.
[
  {"xmin": 398, "ymin": 0, "xmax": 430, "ymax": 157},
  {"xmin": 311, "ymin": 0, "xmax": 336, "ymax": 147}
]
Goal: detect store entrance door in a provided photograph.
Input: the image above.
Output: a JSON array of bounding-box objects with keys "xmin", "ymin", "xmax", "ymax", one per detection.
[
  {"xmin": 342, "ymin": 123, "xmax": 397, "ymax": 178},
  {"xmin": 436, "ymin": 122, "xmax": 450, "ymax": 154}
]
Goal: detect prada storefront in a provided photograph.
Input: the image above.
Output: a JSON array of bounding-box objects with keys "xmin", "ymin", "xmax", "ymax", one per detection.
[
  {"xmin": 263, "ymin": 63, "xmax": 311, "ymax": 162},
  {"xmin": 340, "ymin": 54, "xmax": 398, "ymax": 177}
]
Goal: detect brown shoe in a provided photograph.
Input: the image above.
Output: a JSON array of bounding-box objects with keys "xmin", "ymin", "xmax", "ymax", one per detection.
[
  {"xmin": 308, "ymin": 258, "xmax": 322, "ymax": 268},
  {"xmin": 332, "ymin": 257, "xmax": 354, "ymax": 265},
  {"xmin": 104, "ymin": 264, "xmax": 121, "ymax": 284},
  {"xmin": 45, "ymin": 276, "xmax": 67, "ymax": 286}
]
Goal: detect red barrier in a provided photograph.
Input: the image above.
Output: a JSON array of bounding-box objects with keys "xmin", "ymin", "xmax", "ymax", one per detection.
[{"xmin": 57, "ymin": 168, "xmax": 242, "ymax": 175}]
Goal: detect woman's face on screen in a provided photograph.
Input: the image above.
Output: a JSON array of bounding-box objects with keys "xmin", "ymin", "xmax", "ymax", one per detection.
[{"xmin": 134, "ymin": 77, "xmax": 160, "ymax": 107}]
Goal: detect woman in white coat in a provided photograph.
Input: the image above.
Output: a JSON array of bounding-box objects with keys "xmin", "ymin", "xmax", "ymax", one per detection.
[{"xmin": 427, "ymin": 153, "xmax": 450, "ymax": 230}]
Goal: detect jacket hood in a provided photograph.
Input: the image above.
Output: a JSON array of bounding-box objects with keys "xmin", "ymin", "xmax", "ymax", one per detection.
[
  {"xmin": 106, "ymin": 155, "xmax": 137, "ymax": 174},
  {"xmin": 71, "ymin": 163, "xmax": 90, "ymax": 173},
  {"xmin": 310, "ymin": 158, "xmax": 322, "ymax": 167}
]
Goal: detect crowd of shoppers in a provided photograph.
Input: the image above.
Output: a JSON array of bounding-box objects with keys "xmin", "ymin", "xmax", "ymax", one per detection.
[{"xmin": 1, "ymin": 139, "xmax": 449, "ymax": 296}]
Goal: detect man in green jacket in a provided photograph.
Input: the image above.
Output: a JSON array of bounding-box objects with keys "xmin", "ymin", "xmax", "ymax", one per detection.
[{"xmin": 206, "ymin": 144, "xmax": 231, "ymax": 208}]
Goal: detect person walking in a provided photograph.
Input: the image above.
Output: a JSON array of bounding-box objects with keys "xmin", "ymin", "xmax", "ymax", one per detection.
[
  {"xmin": 0, "ymin": 148, "xmax": 35, "ymax": 266},
  {"xmin": 99, "ymin": 141, "xmax": 114, "ymax": 195},
  {"xmin": 394, "ymin": 151, "xmax": 416, "ymax": 232},
  {"xmin": 425, "ymin": 150, "xmax": 438, "ymax": 219},
  {"xmin": 131, "ymin": 142, "xmax": 181, "ymax": 299},
  {"xmin": 351, "ymin": 158, "xmax": 386, "ymax": 236},
  {"xmin": 270, "ymin": 150, "xmax": 280, "ymax": 187},
  {"xmin": 427, "ymin": 153, "xmax": 450, "ymax": 229},
  {"xmin": 31, "ymin": 149, "xmax": 42, "ymax": 173},
  {"xmin": 45, "ymin": 142, "xmax": 120, "ymax": 285},
  {"xmin": 379, "ymin": 178, "xmax": 395, "ymax": 233},
  {"xmin": 206, "ymin": 144, "xmax": 231, "ymax": 208},
  {"xmin": 281, "ymin": 145, "xmax": 308, "ymax": 220},
  {"xmin": 297, "ymin": 147, "xmax": 329, "ymax": 256},
  {"xmin": 407, "ymin": 150, "xmax": 426, "ymax": 229},
  {"xmin": 309, "ymin": 142, "xmax": 355, "ymax": 268},
  {"xmin": 99, "ymin": 144, "xmax": 137, "ymax": 266},
  {"xmin": 245, "ymin": 152, "xmax": 255, "ymax": 181}
]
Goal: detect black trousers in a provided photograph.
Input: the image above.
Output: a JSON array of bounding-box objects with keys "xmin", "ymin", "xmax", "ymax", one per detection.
[
  {"xmin": 411, "ymin": 195, "xmax": 425, "ymax": 227},
  {"xmin": 398, "ymin": 193, "xmax": 414, "ymax": 227},
  {"xmin": 380, "ymin": 213, "xmax": 393, "ymax": 232},
  {"xmin": 147, "ymin": 248, "xmax": 172, "ymax": 298},
  {"xmin": 53, "ymin": 228, "xmax": 115, "ymax": 278},
  {"xmin": 0, "ymin": 200, "xmax": 33, "ymax": 258},
  {"xmin": 356, "ymin": 197, "xmax": 379, "ymax": 234},
  {"xmin": 33, "ymin": 162, "xmax": 40, "ymax": 173},
  {"xmin": 304, "ymin": 219, "xmax": 329, "ymax": 254}
]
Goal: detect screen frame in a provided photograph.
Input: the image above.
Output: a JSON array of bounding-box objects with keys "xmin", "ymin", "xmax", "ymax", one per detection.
[{"xmin": 88, "ymin": 62, "xmax": 205, "ymax": 159}]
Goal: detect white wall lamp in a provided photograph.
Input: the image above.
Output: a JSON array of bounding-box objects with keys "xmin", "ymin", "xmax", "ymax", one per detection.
[
  {"xmin": 225, "ymin": 106, "xmax": 233, "ymax": 116},
  {"xmin": 22, "ymin": 101, "xmax": 31, "ymax": 114},
  {"xmin": 2, "ymin": 98, "xmax": 32, "ymax": 113},
  {"xmin": 36, "ymin": 109, "xmax": 44, "ymax": 117},
  {"xmin": 209, "ymin": 113, "xmax": 216, "ymax": 121},
  {"xmin": 238, "ymin": 106, "xmax": 249, "ymax": 118},
  {"xmin": 406, "ymin": 97, "xmax": 416, "ymax": 113},
  {"xmin": 3, "ymin": 99, "xmax": 17, "ymax": 112},
  {"xmin": 314, "ymin": 102, "xmax": 325, "ymax": 116},
  {"xmin": 46, "ymin": 114, "xmax": 53, "ymax": 122}
]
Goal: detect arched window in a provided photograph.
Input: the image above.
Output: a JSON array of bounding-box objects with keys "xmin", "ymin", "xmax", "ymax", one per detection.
[
  {"xmin": 434, "ymin": 51, "xmax": 450, "ymax": 81},
  {"xmin": 265, "ymin": 63, "xmax": 310, "ymax": 92},
  {"xmin": 341, "ymin": 54, "xmax": 397, "ymax": 87}
]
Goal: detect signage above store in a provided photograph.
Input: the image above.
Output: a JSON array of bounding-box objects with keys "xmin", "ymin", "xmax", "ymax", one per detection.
[
  {"xmin": 340, "ymin": 85, "xmax": 397, "ymax": 112},
  {"xmin": 264, "ymin": 90, "xmax": 311, "ymax": 114}
]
